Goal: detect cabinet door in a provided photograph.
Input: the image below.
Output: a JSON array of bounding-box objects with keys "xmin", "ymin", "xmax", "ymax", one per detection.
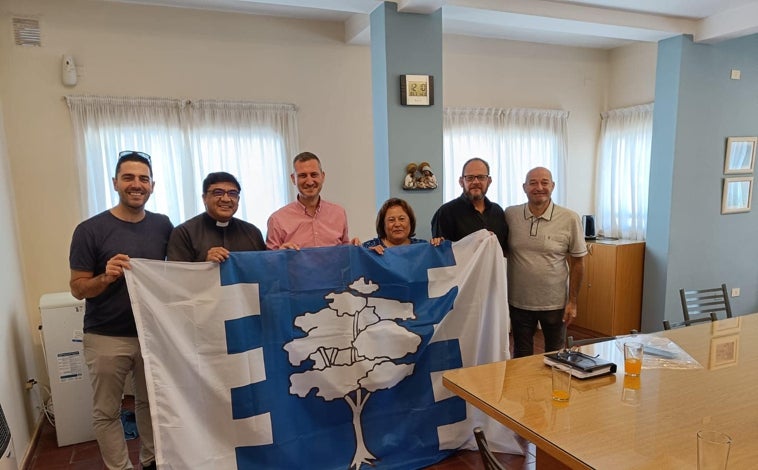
[
  {"xmin": 575, "ymin": 241, "xmax": 644, "ymax": 336},
  {"xmin": 576, "ymin": 243, "xmax": 616, "ymax": 335},
  {"xmin": 610, "ymin": 243, "xmax": 645, "ymax": 334},
  {"xmin": 576, "ymin": 249, "xmax": 593, "ymax": 330},
  {"xmin": 586, "ymin": 243, "xmax": 616, "ymax": 335}
]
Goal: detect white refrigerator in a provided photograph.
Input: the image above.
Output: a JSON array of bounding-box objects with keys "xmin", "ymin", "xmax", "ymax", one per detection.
[{"xmin": 39, "ymin": 292, "xmax": 95, "ymax": 447}]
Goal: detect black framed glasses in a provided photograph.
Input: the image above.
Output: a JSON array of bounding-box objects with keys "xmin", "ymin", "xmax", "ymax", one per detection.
[
  {"xmin": 208, "ymin": 189, "xmax": 240, "ymax": 200},
  {"xmin": 462, "ymin": 174, "xmax": 489, "ymax": 183},
  {"xmin": 118, "ymin": 150, "xmax": 152, "ymax": 163}
]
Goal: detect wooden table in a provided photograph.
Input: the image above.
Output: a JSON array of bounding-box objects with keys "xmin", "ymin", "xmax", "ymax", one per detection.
[{"xmin": 442, "ymin": 314, "xmax": 758, "ymax": 469}]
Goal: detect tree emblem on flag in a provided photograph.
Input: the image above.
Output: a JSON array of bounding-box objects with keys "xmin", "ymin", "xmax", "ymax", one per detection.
[{"xmin": 284, "ymin": 277, "xmax": 421, "ymax": 470}]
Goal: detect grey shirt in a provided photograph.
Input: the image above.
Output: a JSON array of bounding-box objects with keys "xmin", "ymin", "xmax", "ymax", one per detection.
[{"xmin": 505, "ymin": 201, "xmax": 587, "ymax": 310}]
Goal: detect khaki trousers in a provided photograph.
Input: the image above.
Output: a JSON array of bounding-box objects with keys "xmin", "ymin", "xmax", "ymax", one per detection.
[{"xmin": 83, "ymin": 333, "xmax": 155, "ymax": 470}]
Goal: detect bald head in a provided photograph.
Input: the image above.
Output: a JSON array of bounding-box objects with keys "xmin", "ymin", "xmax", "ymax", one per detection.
[
  {"xmin": 525, "ymin": 167, "xmax": 553, "ymax": 184},
  {"xmin": 523, "ymin": 167, "xmax": 555, "ymax": 207}
]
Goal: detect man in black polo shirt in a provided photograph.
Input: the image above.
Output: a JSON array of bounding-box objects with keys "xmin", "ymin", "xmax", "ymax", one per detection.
[{"xmin": 431, "ymin": 157, "xmax": 508, "ymax": 253}]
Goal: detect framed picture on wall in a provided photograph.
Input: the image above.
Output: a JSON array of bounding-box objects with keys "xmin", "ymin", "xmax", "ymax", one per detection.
[
  {"xmin": 724, "ymin": 136, "xmax": 756, "ymax": 174},
  {"xmin": 721, "ymin": 176, "xmax": 753, "ymax": 214}
]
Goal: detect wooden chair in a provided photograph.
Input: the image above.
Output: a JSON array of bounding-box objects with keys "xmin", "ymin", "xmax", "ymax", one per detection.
[
  {"xmin": 679, "ymin": 284, "xmax": 733, "ymax": 323},
  {"xmin": 473, "ymin": 427, "xmax": 505, "ymax": 470},
  {"xmin": 663, "ymin": 312, "xmax": 718, "ymax": 330}
]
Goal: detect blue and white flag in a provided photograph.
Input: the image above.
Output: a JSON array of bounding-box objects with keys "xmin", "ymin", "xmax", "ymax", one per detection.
[{"xmin": 125, "ymin": 230, "xmax": 519, "ymax": 469}]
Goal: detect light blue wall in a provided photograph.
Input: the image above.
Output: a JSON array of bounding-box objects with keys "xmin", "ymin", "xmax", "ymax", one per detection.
[
  {"xmin": 370, "ymin": 2, "xmax": 443, "ymax": 240},
  {"xmin": 643, "ymin": 34, "xmax": 758, "ymax": 330}
]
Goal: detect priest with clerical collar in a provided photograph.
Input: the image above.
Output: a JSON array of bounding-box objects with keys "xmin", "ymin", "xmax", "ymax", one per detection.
[{"xmin": 167, "ymin": 171, "xmax": 265, "ymax": 262}]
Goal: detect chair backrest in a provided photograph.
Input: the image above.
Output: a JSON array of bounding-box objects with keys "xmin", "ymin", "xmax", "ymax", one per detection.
[
  {"xmin": 473, "ymin": 427, "xmax": 505, "ymax": 470},
  {"xmin": 567, "ymin": 335, "xmax": 617, "ymax": 348},
  {"xmin": 663, "ymin": 312, "xmax": 718, "ymax": 330},
  {"xmin": 679, "ymin": 284, "xmax": 733, "ymax": 323}
]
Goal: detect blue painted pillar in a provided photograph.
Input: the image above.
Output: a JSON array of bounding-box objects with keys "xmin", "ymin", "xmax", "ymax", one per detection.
[{"xmin": 370, "ymin": 2, "xmax": 443, "ymax": 239}]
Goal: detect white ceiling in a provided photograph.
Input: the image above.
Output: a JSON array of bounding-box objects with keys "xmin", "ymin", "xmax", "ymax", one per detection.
[{"xmin": 107, "ymin": 0, "xmax": 758, "ymax": 49}]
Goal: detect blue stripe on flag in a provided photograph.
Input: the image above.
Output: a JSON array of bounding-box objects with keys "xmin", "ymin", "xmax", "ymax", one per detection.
[
  {"xmin": 225, "ymin": 316, "xmax": 263, "ymax": 354},
  {"xmin": 230, "ymin": 381, "xmax": 271, "ymax": 420}
]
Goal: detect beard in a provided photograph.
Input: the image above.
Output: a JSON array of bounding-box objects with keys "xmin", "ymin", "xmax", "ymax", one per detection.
[{"xmin": 464, "ymin": 188, "xmax": 486, "ymax": 202}]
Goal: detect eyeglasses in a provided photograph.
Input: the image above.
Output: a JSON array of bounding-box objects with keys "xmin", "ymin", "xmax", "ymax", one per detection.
[
  {"xmin": 208, "ymin": 189, "xmax": 240, "ymax": 200},
  {"xmin": 462, "ymin": 174, "xmax": 490, "ymax": 183},
  {"xmin": 118, "ymin": 150, "xmax": 152, "ymax": 163}
]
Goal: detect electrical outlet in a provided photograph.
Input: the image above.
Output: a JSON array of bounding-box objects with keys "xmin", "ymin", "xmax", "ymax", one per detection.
[{"xmin": 731, "ymin": 287, "xmax": 740, "ymax": 297}]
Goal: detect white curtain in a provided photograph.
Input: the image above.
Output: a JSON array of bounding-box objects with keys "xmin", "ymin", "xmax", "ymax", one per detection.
[
  {"xmin": 595, "ymin": 103, "xmax": 653, "ymax": 240},
  {"xmin": 186, "ymin": 100, "xmax": 298, "ymax": 230},
  {"xmin": 66, "ymin": 96, "xmax": 298, "ymax": 232},
  {"xmin": 443, "ymin": 107, "xmax": 568, "ymax": 207}
]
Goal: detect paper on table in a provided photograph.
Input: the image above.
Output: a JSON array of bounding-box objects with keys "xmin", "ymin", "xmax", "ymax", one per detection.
[{"xmin": 615, "ymin": 334, "xmax": 702, "ymax": 370}]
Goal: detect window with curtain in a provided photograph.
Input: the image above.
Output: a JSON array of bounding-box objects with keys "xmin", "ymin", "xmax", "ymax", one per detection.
[
  {"xmin": 442, "ymin": 107, "xmax": 569, "ymax": 207},
  {"xmin": 595, "ymin": 103, "xmax": 653, "ymax": 241},
  {"xmin": 65, "ymin": 96, "xmax": 298, "ymax": 234}
]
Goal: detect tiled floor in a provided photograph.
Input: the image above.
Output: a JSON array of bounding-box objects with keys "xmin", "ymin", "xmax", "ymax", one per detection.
[
  {"xmin": 25, "ymin": 400, "xmax": 144, "ymax": 470},
  {"xmin": 26, "ymin": 327, "xmax": 595, "ymax": 469}
]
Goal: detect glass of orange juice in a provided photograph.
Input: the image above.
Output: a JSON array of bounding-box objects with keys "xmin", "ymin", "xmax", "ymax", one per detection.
[
  {"xmin": 623, "ymin": 342, "xmax": 644, "ymax": 376},
  {"xmin": 551, "ymin": 366, "xmax": 572, "ymax": 402}
]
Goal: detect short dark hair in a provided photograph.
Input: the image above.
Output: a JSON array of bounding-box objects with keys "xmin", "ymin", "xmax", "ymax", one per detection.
[
  {"xmin": 460, "ymin": 158, "xmax": 490, "ymax": 176},
  {"xmin": 293, "ymin": 151, "xmax": 322, "ymax": 171},
  {"xmin": 376, "ymin": 198, "xmax": 416, "ymax": 239},
  {"xmin": 115, "ymin": 150, "xmax": 152, "ymax": 177},
  {"xmin": 202, "ymin": 172, "xmax": 241, "ymax": 194}
]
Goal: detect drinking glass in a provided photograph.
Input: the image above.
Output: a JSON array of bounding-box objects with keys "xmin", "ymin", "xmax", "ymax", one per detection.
[
  {"xmin": 551, "ymin": 366, "xmax": 571, "ymax": 402},
  {"xmin": 623, "ymin": 341, "xmax": 644, "ymax": 376},
  {"xmin": 697, "ymin": 430, "xmax": 732, "ymax": 470}
]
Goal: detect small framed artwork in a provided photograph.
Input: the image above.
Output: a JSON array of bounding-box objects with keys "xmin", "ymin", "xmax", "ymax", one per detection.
[
  {"xmin": 721, "ymin": 176, "xmax": 753, "ymax": 214},
  {"xmin": 712, "ymin": 316, "xmax": 742, "ymax": 336},
  {"xmin": 709, "ymin": 334, "xmax": 739, "ymax": 370},
  {"xmin": 400, "ymin": 75, "xmax": 434, "ymax": 106},
  {"xmin": 724, "ymin": 136, "xmax": 756, "ymax": 174}
]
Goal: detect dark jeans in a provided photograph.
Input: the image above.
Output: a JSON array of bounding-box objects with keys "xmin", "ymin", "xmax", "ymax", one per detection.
[{"xmin": 509, "ymin": 305, "xmax": 565, "ymax": 358}]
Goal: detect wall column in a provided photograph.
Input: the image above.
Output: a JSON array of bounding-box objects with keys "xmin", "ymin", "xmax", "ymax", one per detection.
[{"xmin": 370, "ymin": 2, "xmax": 443, "ymax": 239}]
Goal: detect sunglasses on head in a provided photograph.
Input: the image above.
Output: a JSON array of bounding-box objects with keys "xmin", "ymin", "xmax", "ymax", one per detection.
[{"xmin": 118, "ymin": 150, "xmax": 152, "ymax": 163}]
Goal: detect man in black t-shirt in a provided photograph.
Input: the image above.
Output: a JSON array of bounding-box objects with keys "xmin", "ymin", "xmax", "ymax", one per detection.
[
  {"xmin": 431, "ymin": 157, "xmax": 508, "ymax": 254},
  {"xmin": 69, "ymin": 151, "xmax": 172, "ymax": 470}
]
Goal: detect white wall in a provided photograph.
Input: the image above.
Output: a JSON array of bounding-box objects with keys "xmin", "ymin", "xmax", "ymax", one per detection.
[
  {"xmin": 608, "ymin": 42, "xmax": 658, "ymax": 110},
  {"xmin": 0, "ymin": 0, "xmax": 657, "ymax": 460},
  {"xmin": 0, "ymin": 101, "xmax": 40, "ymax": 462},
  {"xmin": 443, "ymin": 35, "xmax": 610, "ymax": 214}
]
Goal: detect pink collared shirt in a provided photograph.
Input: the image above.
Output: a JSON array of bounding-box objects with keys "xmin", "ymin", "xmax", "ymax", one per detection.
[{"xmin": 266, "ymin": 197, "xmax": 350, "ymax": 249}]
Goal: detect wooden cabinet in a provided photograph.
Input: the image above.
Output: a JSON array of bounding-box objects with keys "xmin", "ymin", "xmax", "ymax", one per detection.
[{"xmin": 575, "ymin": 240, "xmax": 645, "ymax": 336}]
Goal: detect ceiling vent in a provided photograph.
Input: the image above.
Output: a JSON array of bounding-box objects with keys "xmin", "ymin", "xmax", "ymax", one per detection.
[{"xmin": 13, "ymin": 17, "xmax": 41, "ymax": 46}]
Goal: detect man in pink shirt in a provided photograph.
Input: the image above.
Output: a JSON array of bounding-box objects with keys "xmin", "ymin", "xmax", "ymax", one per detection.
[{"xmin": 267, "ymin": 152, "xmax": 359, "ymax": 249}]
